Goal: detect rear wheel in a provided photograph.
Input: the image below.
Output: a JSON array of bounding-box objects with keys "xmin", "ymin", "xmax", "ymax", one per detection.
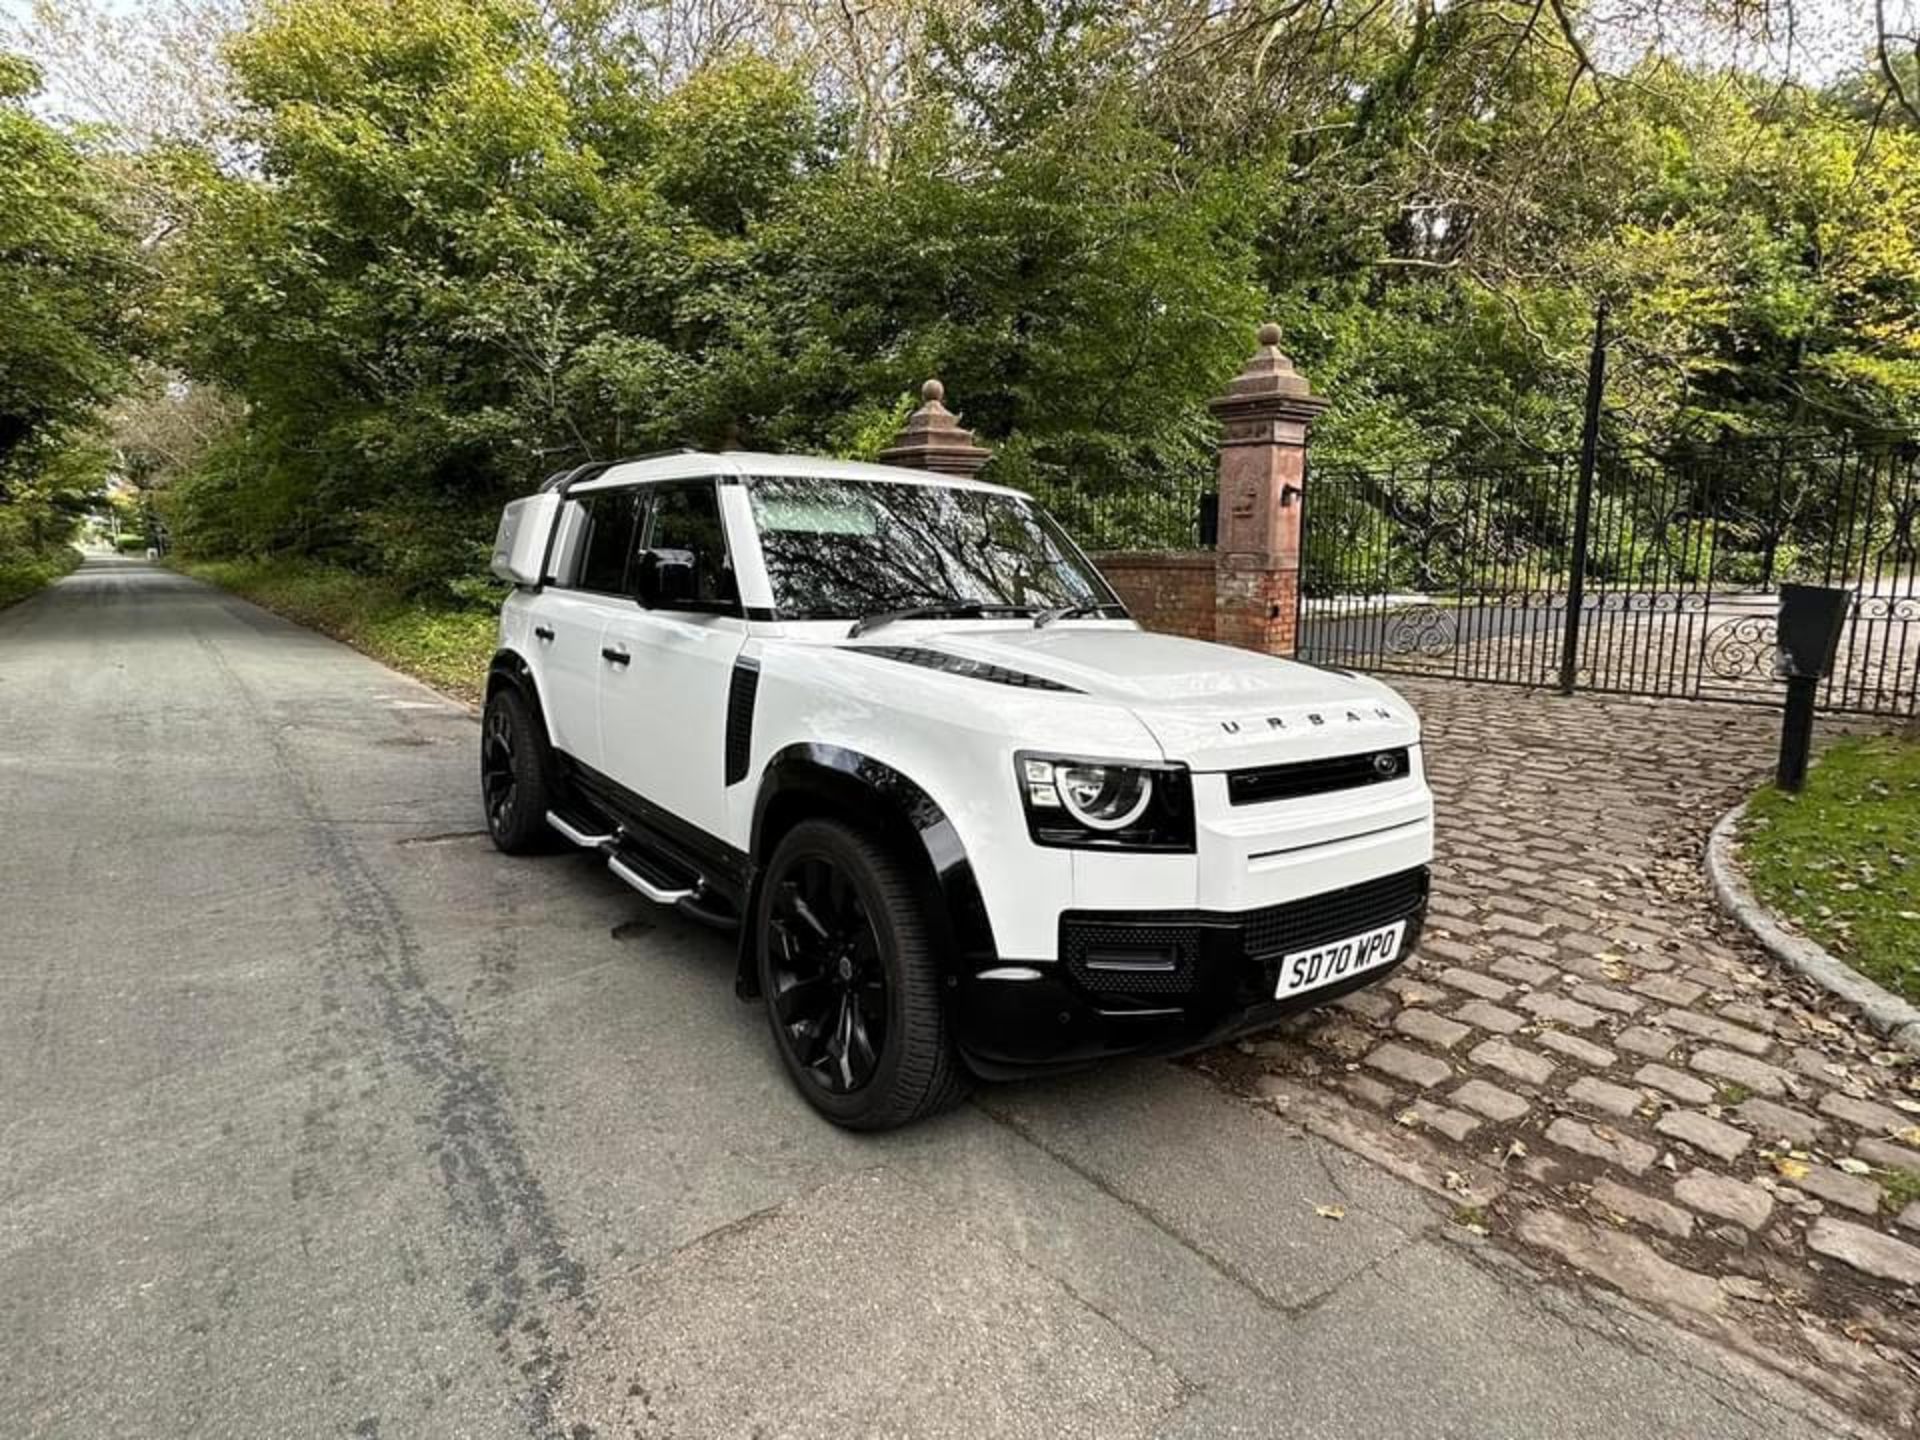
[
  {"xmin": 480, "ymin": 685, "xmax": 557, "ymax": 854},
  {"xmin": 756, "ymin": 819, "xmax": 968, "ymax": 1130}
]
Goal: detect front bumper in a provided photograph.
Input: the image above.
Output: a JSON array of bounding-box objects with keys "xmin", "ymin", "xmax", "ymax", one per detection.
[{"xmin": 955, "ymin": 866, "xmax": 1429, "ymax": 1079}]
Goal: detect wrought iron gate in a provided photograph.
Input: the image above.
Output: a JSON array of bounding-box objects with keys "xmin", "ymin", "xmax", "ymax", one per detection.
[{"xmin": 1296, "ymin": 434, "xmax": 1920, "ymax": 718}]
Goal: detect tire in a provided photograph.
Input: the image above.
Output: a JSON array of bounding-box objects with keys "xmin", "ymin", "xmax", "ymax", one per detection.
[
  {"xmin": 755, "ymin": 818, "xmax": 969, "ymax": 1130},
  {"xmin": 480, "ymin": 684, "xmax": 558, "ymax": 854}
]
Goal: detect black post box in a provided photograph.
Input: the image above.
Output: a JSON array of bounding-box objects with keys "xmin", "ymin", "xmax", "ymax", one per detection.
[
  {"xmin": 1775, "ymin": 584, "xmax": 1850, "ymax": 680},
  {"xmin": 1772, "ymin": 584, "xmax": 1852, "ymax": 792}
]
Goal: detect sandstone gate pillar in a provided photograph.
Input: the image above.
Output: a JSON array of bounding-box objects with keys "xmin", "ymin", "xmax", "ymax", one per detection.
[
  {"xmin": 1209, "ymin": 324, "xmax": 1329, "ymax": 655},
  {"xmin": 879, "ymin": 379, "xmax": 993, "ymax": 477}
]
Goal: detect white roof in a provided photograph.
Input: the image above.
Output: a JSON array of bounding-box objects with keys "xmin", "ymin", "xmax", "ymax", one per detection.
[{"xmin": 568, "ymin": 449, "xmax": 1026, "ymax": 498}]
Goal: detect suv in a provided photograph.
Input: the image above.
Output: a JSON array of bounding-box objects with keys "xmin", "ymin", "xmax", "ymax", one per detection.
[{"xmin": 483, "ymin": 451, "xmax": 1434, "ymax": 1129}]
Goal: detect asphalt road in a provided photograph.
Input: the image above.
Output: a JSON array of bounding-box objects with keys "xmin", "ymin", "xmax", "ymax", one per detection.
[{"xmin": 0, "ymin": 557, "xmax": 1877, "ymax": 1439}]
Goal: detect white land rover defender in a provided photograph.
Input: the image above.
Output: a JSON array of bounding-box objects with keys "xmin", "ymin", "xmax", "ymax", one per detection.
[{"xmin": 484, "ymin": 450, "xmax": 1434, "ymax": 1129}]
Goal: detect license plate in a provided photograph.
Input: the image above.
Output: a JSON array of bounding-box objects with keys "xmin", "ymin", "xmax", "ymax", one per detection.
[{"xmin": 1276, "ymin": 921, "xmax": 1407, "ymax": 1001}]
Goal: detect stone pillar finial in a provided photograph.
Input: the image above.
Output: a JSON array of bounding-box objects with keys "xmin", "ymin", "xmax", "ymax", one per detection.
[
  {"xmin": 878, "ymin": 378, "xmax": 993, "ymax": 478},
  {"xmin": 1207, "ymin": 323, "xmax": 1330, "ymax": 657}
]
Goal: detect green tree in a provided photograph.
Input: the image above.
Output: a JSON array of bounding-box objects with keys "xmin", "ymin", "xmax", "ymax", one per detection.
[{"xmin": 0, "ymin": 52, "xmax": 140, "ymax": 500}]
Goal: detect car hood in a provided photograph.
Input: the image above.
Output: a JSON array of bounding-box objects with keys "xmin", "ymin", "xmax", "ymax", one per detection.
[{"xmin": 892, "ymin": 626, "xmax": 1420, "ymax": 770}]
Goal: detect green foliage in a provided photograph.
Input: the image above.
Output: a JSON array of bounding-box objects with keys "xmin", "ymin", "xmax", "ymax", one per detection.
[
  {"xmin": 175, "ymin": 556, "xmax": 500, "ymax": 701},
  {"xmin": 0, "ymin": 47, "xmax": 141, "ymax": 548},
  {"xmin": 7, "ymin": 0, "xmax": 1916, "ymax": 598},
  {"xmin": 0, "ymin": 540, "xmax": 79, "ymax": 610},
  {"xmin": 1743, "ymin": 738, "xmax": 1920, "ymax": 1002}
]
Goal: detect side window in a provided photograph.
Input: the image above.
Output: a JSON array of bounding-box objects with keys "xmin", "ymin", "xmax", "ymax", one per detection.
[
  {"xmin": 634, "ymin": 481, "xmax": 738, "ymax": 610},
  {"xmin": 572, "ymin": 490, "xmax": 639, "ymax": 594}
]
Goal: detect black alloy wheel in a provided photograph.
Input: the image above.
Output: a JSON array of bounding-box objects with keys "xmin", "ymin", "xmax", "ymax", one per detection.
[
  {"xmin": 480, "ymin": 686, "xmax": 556, "ymax": 854},
  {"xmin": 767, "ymin": 854, "xmax": 890, "ymax": 1094},
  {"xmin": 756, "ymin": 819, "xmax": 968, "ymax": 1129},
  {"xmin": 481, "ymin": 704, "xmax": 518, "ymax": 835}
]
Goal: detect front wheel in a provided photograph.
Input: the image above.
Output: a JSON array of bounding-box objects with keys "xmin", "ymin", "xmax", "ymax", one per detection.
[
  {"xmin": 480, "ymin": 685, "xmax": 557, "ymax": 854},
  {"xmin": 756, "ymin": 819, "xmax": 969, "ymax": 1130}
]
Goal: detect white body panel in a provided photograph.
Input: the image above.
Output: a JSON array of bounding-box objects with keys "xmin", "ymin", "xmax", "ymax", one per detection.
[
  {"xmin": 599, "ymin": 606, "xmax": 747, "ymax": 839},
  {"xmin": 493, "ymin": 451, "xmax": 1436, "ymax": 968}
]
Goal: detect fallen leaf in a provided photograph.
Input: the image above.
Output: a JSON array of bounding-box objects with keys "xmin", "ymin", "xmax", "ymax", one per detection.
[
  {"xmin": 1394, "ymin": 1109, "xmax": 1419, "ymax": 1128},
  {"xmin": 1315, "ymin": 1205, "xmax": 1346, "ymax": 1221},
  {"xmin": 1837, "ymin": 1158, "xmax": 1874, "ymax": 1175},
  {"xmin": 1775, "ymin": 1158, "xmax": 1811, "ymax": 1181},
  {"xmin": 1443, "ymin": 1170, "xmax": 1473, "ymax": 1194}
]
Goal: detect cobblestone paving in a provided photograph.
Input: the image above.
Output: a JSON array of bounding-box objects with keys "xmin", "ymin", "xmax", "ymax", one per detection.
[{"xmin": 1203, "ymin": 678, "xmax": 1920, "ymax": 1424}]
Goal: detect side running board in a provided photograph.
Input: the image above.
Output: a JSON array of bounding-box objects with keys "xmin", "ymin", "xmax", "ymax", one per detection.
[
  {"xmin": 607, "ymin": 853, "xmax": 696, "ymax": 906},
  {"xmin": 545, "ymin": 810, "xmax": 614, "ymax": 848},
  {"xmin": 547, "ymin": 807, "xmax": 719, "ymax": 919}
]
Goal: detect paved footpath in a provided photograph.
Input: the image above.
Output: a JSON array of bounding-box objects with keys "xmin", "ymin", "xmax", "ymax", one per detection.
[
  {"xmin": 0, "ymin": 557, "xmax": 1890, "ymax": 1440},
  {"xmin": 1208, "ymin": 677, "xmax": 1920, "ymax": 1429}
]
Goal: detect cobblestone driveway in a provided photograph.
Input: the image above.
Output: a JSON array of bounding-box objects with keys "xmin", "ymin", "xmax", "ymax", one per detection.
[{"xmin": 1207, "ymin": 678, "xmax": 1920, "ymax": 1425}]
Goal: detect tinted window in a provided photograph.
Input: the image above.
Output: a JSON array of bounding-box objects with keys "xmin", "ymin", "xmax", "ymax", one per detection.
[
  {"xmin": 637, "ymin": 481, "xmax": 736, "ymax": 608},
  {"xmin": 747, "ymin": 477, "xmax": 1111, "ymax": 619},
  {"xmin": 574, "ymin": 491, "xmax": 637, "ymax": 594}
]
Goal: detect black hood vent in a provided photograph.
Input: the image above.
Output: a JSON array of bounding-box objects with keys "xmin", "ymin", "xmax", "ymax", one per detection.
[{"xmin": 846, "ymin": 645, "xmax": 1082, "ymax": 693}]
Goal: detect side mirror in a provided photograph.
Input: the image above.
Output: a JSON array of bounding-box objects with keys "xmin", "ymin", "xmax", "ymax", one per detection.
[
  {"xmin": 1775, "ymin": 584, "xmax": 1850, "ymax": 681},
  {"xmin": 636, "ymin": 548, "xmax": 697, "ymax": 608}
]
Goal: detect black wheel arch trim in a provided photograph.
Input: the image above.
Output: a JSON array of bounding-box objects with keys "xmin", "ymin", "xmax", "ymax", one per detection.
[
  {"xmin": 487, "ymin": 647, "xmax": 542, "ymax": 707},
  {"xmin": 736, "ymin": 743, "xmax": 998, "ymax": 998}
]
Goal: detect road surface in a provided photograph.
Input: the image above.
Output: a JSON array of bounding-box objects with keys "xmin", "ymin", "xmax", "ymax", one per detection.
[{"xmin": 0, "ymin": 557, "xmax": 1877, "ymax": 1438}]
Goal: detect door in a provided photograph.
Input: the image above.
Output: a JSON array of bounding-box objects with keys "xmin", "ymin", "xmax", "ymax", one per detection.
[
  {"xmin": 536, "ymin": 487, "xmax": 640, "ymax": 773},
  {"xmin": 597, "ymin": 479, "xmax": 749, "ymax": 841}
]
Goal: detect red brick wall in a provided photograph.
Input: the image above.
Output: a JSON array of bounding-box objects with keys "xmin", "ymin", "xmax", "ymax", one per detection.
[
  {"xmin": 1093, "ymin": 551, "xmax": 1217, "ymax": 643},
  {"xmin": 1213, "ymin": 552, "xmax": 1296, "ymax": 654}
]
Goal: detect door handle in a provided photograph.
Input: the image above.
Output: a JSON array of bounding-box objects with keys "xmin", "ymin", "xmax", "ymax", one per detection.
[
  {"xmin": 533, "ymin": 625, "xmax": 555, "ymax": 642},
  {"xmin": 601, "ymin": 646, "xmax": 630, "ymax": 666}
]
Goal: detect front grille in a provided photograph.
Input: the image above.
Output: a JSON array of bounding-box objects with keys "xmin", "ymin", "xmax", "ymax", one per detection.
[
  {"xmin": 1061, "ymin": 921, "xmax": 1200, "ymax": 996},
  {"xmin": 1241, "ymin": 867, "xmax": 1428, "ymax": 959},
  {"xmin": 1227, "ymin": 747, "xmax": 1411, "ymax": 806}
]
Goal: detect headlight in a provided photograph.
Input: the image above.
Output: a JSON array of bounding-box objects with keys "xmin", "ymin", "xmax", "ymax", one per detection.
[{"xmin": 1016, "ymin": 753, "xmax": 1194, "ymax": 851}]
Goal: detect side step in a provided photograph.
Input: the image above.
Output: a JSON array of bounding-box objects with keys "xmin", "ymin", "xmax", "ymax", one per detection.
[
  {"xmin": 547, "ymin": 804, "xmax": 732, "ymax": 927},
  {"xmin": 546, "ymin": 809, "xmax": 615, "ymax": 848},
  {"xmin": 607, "ymin": 852, "xmax": 696, "ymax": 906}
]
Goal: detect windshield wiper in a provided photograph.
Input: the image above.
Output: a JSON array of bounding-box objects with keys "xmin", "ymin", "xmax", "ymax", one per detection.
[
  {"xmin": 1034, "ymin": 601, "xmax": 1125, "ymax": 629},
  {"xmin": 848, "ymin": 602, "xmax": 1033, "ymax": 639}
]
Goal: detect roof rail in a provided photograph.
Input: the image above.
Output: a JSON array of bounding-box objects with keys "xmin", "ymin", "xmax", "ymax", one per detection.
[{"xmin": 538, "ymin": 447, "xmax": 700, "ymax": 494}]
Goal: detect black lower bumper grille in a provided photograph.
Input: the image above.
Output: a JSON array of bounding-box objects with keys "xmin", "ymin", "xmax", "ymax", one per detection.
[
  {"xmin": 1059, "ymin": 866, "xmax": 1430, "ymax": 1002},
  {"xmin": 1241, "ymin": 867, "xmax": 1429, "ymax": 959}
]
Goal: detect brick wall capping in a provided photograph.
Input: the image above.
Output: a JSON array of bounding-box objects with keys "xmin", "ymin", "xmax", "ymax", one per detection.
[
  {"xmin": 879, "ymin": 377, "xmax": 993, "ymax": 478},
  {"xmin": 1092, "ymin": 549, "xmax": 1218, "ymax": 568}
]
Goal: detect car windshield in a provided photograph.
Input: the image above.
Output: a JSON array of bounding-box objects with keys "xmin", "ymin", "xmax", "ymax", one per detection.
[{"xmin": 747, "ymin": 475, "xmax": 1116, "ymax": 621}]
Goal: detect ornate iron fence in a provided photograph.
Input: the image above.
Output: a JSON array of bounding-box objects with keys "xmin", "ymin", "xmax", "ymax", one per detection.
[
  {"xmin": 1035, "ymin": 472, "xmax": 1212, "ymax": 553},
  {"xmin": 1297, "ymin": 434, "xmax": 1920, "ymax": 718}
]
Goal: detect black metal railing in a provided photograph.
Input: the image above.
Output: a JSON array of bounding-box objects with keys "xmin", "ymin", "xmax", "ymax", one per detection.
[
  {"xmin": 1034, "ymin": 472, "xmax": 1213, "ymax": 553},
  {"xmin": 1297, "ymin": 432, "xmax": 1920, "ymax": 717}
]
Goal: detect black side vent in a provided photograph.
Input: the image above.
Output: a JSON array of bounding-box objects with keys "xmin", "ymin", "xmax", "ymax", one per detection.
[
  {"xmin": 724, "ymin": 658, "xmax": 760, "ymax": 785},
  {"xmin": 846, "ymin": 646, "xmax": 1082, "ymax": 693},
  {"xmin": 1227, "ymin": 747, "xmax": 1411, "ymax": 806}
]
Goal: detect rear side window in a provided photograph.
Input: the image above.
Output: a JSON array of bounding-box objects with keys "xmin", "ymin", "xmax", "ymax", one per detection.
[{"xmin": 572, "ymin": 490, "xmax": 639, "ymax": 594}]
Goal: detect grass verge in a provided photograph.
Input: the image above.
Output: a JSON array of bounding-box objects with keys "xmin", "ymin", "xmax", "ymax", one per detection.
[
  {"xmin": 0, "ymin": 545, "xmax": 81, "ymax": 610},
  {"xmin": 176, "ymin": 557, "xmax": 499, "ymax": 706},
  {"xmin": 1741, "ymin": 735, "xmax": 1920, "ymax": 1003}
]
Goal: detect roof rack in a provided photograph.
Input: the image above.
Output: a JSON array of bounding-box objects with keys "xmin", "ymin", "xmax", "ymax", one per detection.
[{"xmin": 538, "ymin": 447, "xmax": 700, "ymax": 494}]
